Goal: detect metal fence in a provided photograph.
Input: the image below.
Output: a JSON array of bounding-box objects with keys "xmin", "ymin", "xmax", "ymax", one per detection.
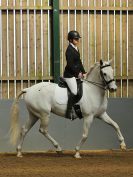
[{"xmin": 0, "ymin": 0, "xmax": 133, "ymax": 99}]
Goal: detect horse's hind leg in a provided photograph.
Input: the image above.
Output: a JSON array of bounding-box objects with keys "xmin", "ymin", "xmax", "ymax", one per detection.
[
  {"xmin": 17, "ymin": 112, "xmax": 38, "ymax": 157},
  {"xmin": 100, "ymin": 112, "xmax": 126, "ymax": 150},
  {"xmin": 39, "ymin": 113, "xmax": 62, "ymax": 153}
]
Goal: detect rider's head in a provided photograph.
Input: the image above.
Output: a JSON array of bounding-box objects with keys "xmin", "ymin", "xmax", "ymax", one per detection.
[{"xmin": 67, "ymin": 31, "xmax": 81, "ymax": 46}]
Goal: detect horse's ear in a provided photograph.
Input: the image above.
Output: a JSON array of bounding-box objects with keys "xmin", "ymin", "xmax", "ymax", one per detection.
[
  {"xmin": 100, "ymin": 60, "xmax": 103, "ymax": 66},
  {"xmin": 109, "ymin": 59, "xmax": 113, "ymax": 64}
]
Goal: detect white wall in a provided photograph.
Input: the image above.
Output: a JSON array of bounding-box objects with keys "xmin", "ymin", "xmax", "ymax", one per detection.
[{"xmin": 0, "ymin": 98, "xmax": 132, "ymax": 152}]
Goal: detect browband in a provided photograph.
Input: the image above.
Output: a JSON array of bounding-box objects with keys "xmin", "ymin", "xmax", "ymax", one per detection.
[{"xmin": 100, "ymin": 64, "xmax": 111, "ymax": 69}]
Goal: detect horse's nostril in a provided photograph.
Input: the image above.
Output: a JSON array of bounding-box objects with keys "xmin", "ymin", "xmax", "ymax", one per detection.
[{"xmin": 110, "ymin": 88, "xmax": 117, "ymax": 92}]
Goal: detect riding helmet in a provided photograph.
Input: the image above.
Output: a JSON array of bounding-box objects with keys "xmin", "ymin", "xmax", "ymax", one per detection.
[{"xmin": 67, "ymin": 31, "xmax": 81, "ymax": 41}]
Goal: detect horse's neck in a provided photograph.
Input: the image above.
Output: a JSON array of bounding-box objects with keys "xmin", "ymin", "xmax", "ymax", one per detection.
[
  {"xmin": 85, "ymin": 65, "xmax": 106, "ymax": 97},
  {"xmin": 87, "ymin": 65, "xmax": 102, "ymax": 84}
]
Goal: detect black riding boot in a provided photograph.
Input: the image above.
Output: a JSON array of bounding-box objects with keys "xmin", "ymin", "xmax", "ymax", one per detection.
[{"xmin": 66, "ymin": 93, "xmax": 77, "ymax": 120}]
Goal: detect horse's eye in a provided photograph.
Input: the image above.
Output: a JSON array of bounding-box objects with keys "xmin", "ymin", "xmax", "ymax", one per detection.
[{"xmin": 103, "ymin": 73, "xmax": 106, "ymax": 76}]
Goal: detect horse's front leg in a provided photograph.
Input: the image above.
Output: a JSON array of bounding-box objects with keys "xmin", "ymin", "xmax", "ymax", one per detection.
[
  {"xmin": 75, "ymin": 115, "xmax": 94, "ymax": 159},
  {"xmin": 99, "ymin": 112, "xmax": 126, "ymax": 150}
]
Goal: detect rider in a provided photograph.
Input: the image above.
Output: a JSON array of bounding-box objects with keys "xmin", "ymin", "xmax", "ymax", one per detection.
[{"xmin": 63, "ymin": 30, "xmax": 86, "ymax": 120}]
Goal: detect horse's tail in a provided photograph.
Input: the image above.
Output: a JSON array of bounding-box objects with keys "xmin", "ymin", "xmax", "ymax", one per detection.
[{"xmin": 10, "ymin": 90, "xmax": 26, "ymax": 146}]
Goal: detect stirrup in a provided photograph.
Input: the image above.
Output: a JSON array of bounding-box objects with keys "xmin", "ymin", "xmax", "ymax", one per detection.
[{"xmin": 66, "ymin": 108, "xmax": 77, "ymax": 121}]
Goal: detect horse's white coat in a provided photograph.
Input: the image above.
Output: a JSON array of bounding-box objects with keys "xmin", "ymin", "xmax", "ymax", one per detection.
[
  {"xmin": 54, "ymin": 86, "xmax": 68, "ymax": 104},
  {"xmin": 10, "ymin": 61, "xmax": 126, "ymax": 158}
]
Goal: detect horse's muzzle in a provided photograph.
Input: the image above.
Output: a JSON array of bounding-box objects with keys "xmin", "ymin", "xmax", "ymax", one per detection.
[{"xmin": 109, "ymin": 87, "xmax": 117, "ymax": 92}]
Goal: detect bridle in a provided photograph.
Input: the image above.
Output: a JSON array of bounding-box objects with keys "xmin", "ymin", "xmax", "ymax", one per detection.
[
  {"xmin": 83, "ymin": 64, "xmax": 115, "ymax": 90},
  {"xmin": 100, "ymin": 64, "xmax": 115, "ymax": 88}
]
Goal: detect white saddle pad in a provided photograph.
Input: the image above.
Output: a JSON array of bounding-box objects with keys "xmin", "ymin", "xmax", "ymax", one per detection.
[{"xmin": 54, "ymin": 85, "xmax": 68, "ymax": 105}]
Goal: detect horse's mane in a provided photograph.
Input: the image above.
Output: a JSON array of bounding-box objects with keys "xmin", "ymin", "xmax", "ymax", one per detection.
[{"xmin": 86, "ymin": 62, "xmax": 99, "ymax": 78}]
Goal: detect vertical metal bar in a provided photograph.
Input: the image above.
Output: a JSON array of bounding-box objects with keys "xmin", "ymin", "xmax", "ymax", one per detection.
[
  {"xmin": 7, "ymin": 0, "xmax": 9, "ymax": 98},
  {"xmin": 61, "ymin": 0, "xmax": 64, "ymax": 75},
  {"xmin": 34, "ymin": 0, "xmax": 37, "ymax": 84},
  {"xmin": 0, "ymin": 0, "xmax": 2, "ymax": 99},
  {"xmin": 52, "ymin": 0, "xmax": 60, "ymax": 83},
  {"xmin": 88, "ymin": 0, "xmax": 90, "ymax": 66},
  {"xmin": 48, "ymin": 0, "xmax": 51, "ymax": 81},
  {"xmin": 120, "ymin": 0, "xmax": 123, "ymax": 97},
  {"xmin": 114, "ymin": 0, "xmax": 116, "ymax": 98},
  {"xmin": 40, "ymin": 0, "xmax": 44, "ymax": 81},
  {"xmin": 13, "ymin": 0, "xmax": 16, "ymax": 98},
  {"xmin": 61, "ymin": 0, "xmax": 67, "ymax": 142},
  {"xmin": 74, "ymin": 0, "xmax": 76, "ymax": 30},
  {"xmin": 94, "ymin": 0, "xmax": 96, "ymax": 62},
  {"xmin": 67, "ymin": 0, "xmax": 70, "ymax": 32},
  {"xmin": 107, "ymin": 0, "xmax": 109, "ymax": 61},
  {"xmin": 126, "ymin": 0, "xmax": 129, "ymax": 97},
  {"xmin": 101, "ymin": 0, "xmax": 103, "ymax": 59},
  {"xmin": 27, "ymin": 0, "xmax": 30, "ymax": 86},
  {"xmin": 81, "ymin": 0, "xmax": 84, "ymax": 63},
  {"xmin": 107, "ymin": 0, "xmax": 109, "ymax": 97},
  {"xmin": 20, "ymin": 0, "xmax": 23, "ymax": 90}
]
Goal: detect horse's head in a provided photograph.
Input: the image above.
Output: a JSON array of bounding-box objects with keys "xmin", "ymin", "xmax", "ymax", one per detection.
[{"xmin": 100, "ymin": 60, "xmax": 117, "ymax": 92}]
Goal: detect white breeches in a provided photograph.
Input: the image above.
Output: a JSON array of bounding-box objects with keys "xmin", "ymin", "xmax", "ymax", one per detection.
[{"xmin": 64, "ymin": 77, "xmax": 77, "ymax": 95}]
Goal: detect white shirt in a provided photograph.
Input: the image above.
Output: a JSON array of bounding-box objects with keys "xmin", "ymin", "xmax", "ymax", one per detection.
[{"xmin": 70, "ymin": 42, "xmax": 78, "ymax": 51}]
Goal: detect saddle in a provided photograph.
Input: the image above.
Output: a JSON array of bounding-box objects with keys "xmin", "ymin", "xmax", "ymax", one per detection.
[{"xmin": 58, "ymin": 77, "xmax": 83, "ymax": 119}]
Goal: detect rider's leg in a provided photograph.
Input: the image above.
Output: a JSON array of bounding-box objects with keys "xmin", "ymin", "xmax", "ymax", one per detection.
[
  {"xmin": 64, "ymin": 77, "xmax": 77, "ymax": 95},
  {"xmin": 64, "ymin": 77, "xmax": 77, "ymax": 119}
]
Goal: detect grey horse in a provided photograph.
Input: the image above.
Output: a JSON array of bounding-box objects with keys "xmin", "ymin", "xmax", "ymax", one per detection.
[{"xmin": 10, "ymin": 60, "xmax": 126, "ymax": 158}]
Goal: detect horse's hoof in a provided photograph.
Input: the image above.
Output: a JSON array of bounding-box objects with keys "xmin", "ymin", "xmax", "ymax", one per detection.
[
  {"xmin": 120, "ymin": 142, "xmax": 127, "ymax": 151},
  {"xmin": 17, "ymin": 154, "xmax": 23, "ymax": 158},
  {"xmin": 74, "ymin": 153, "xmax": 81, "ymax": 159},
  {"xmin": 120, "ymin": 145, "xmax": 126, "ymax": 151},
  {"xmin": 17, "ymin": 153, "xmax": 23, "ymax": 158},
  {"xmin": 56, "ymin": 150, "xmax": 63, "ymax": 155}
]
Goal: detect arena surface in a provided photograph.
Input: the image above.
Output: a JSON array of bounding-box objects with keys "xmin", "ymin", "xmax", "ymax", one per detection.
[{"xmin": 0, "ymin": 150, "xmax": 133, "ymax": 177}]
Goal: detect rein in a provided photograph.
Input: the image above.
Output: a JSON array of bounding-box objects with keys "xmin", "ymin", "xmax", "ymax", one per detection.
[
  {"xmin": 83, "ymin": 79, "xmax": 107, "ymax": 90},
  {"xmin": 83, "ymin": 64, "xmax": 114, "ymax": 91}
]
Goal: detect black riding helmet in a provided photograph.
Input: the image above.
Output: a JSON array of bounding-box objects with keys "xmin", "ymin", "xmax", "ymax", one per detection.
[{"xmin": 67, "ymin": 31, "xmax": 81, "ymax": 41}]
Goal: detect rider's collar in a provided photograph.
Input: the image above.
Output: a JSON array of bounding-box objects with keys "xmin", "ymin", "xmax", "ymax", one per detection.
[{"xmin": 70, "ymin": 43, "xmax": 78, "ymax": 51}]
